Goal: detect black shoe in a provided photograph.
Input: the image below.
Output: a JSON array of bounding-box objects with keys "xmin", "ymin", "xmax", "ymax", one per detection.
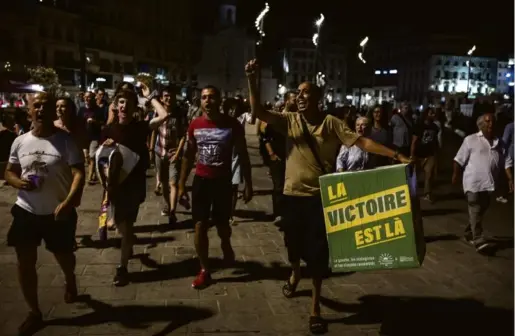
[{"xmin": 113, "ymin": 266, "xmax": 129, "ymax": 287}]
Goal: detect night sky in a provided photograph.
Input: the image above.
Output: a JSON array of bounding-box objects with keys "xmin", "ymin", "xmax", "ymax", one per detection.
[{"xmin": 195, "ymin": 0, "xmax": 514, "ymax": 60}]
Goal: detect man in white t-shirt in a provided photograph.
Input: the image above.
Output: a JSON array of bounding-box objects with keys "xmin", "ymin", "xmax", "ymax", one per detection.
[{"xmin": 4, "ymin": 92, "xmax": 85, "ymax": 335}]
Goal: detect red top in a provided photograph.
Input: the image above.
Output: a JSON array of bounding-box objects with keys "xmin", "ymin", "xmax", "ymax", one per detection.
[{"xmin": 188, "ymin": 114, "xmax": 243, "ymax": 178}]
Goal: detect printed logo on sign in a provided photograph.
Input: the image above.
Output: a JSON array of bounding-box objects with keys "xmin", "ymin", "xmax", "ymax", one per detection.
[
  {"xmin": 399, "ymin": 256, "xmax": 414, "ymax": 263},
  {"xmin": 378, "ymin": 253, "xmax": 394, "ymax": 267}
]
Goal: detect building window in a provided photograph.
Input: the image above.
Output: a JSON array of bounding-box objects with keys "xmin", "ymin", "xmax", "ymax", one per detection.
[
  {"xmin": 444, "ymin": 71, "xmax": 450, "ymax": 79},
  {"xmin": 460, "ymin": 72, "xmax": 466, "ymax": 80},
  {"xmin": 453, "ymin": 72, "xmax": 458, "ymax": 79}
]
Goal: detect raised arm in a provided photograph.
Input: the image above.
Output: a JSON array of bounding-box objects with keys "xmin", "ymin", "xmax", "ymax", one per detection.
[
  {"xmin": 245, "ymin": 59, "xmax": 286, "ymax": 127},
  {"xmin": 142, "ymin": 88, "xmax": 169, "ymax": 130}
]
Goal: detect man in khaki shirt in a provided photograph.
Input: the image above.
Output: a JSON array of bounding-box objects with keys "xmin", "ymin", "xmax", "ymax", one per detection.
[{"xmin": 245, "ymin": 59, "xmax": 411, "ymax": 334}]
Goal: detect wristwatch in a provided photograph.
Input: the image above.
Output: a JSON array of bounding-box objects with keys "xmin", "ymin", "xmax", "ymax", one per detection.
[{"xmin": 146, "ymin": 90, "xmax": 159, "ymax": 103}]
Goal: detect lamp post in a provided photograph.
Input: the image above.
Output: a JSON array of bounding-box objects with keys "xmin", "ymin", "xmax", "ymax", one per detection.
[
  {"xmin": 312, "ymin": 13, "xmax": 325, "ymax": 82},
  {"xmin": 254, "ymin": 3, "xmax": 269, "ymax": 96},
  {"xmin": 466, "ymin": 45, "xmax": 476, "ymax": 98},
  {"xmin": 357, "ymin": 36, "xmax": 369, "ymax": 109}
]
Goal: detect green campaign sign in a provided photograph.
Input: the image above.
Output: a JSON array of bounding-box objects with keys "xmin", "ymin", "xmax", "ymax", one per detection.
[{"xmin": 319, "ymin": 164, "xmax": 425, "ymax": 272}]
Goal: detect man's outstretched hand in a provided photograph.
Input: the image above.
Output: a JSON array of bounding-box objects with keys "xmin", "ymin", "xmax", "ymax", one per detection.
[{"xmin": 245, "ymin": 59, "xmax": 258, "ymax": 78}]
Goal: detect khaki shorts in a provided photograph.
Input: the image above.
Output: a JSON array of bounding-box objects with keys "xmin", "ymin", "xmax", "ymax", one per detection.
[{"xmin": 155, "ymin": 154, "xmax": 181, "ymax": 184}]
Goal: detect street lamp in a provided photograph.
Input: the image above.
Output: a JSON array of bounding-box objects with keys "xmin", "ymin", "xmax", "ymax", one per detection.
[
  {"xmin": 254, "ymin": 3, "xmax": 270, "ymax": 46},
  {"xmin": 358, "ymin": 36, "xmax": 369, "ymax": 64},
  {"xmin": 312, "ymin": 13, "xmax": 325, "ymax": 80},
  {"xmin": 466, "ymin": 45, "xmax": 476, "ymax": 97},
  {"xmin": 357, "ymin": 36, "xmax": 369, "ymax": 109},
  {"xmin": 252, "ymin": 3, "xmax": 270, "ymax": 122}
]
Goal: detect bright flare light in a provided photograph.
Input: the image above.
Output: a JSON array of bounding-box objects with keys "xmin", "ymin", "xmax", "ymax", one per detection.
[
  {"xmin": 467, "ymin": 45, "xmax": 476, "ymax": 56},
  {"xmin": 255, "ymin": 3, "xmax": 270, "ymax": 38},
  {"xmin": 359, "ymin": 36, "xmax": 369, "ymax": 48},
  {"xmin": 358, "ymin": 52, "xmax": 366, "ymax": 64},
  {"xmin": 315, "ymin": 14, "xmax": 325, "ymax": 27},
  {"xmin": 312, "ymin": 33, "xmax": 319, "ymax": 46}
]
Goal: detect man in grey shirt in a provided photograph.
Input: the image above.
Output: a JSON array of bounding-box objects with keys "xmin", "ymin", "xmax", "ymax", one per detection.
[{"xmin": 390, "ymin": 102, "xmax": 414, "ymax": 157}]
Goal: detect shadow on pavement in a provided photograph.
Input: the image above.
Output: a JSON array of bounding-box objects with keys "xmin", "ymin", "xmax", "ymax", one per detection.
[
  {"xmin": 133, "ymin": 220, "xmax": 194, "ymax": 233},
  {"xmin": 130, "ymin": 255, "xmax": 352, "ymax": 285},
  {"xmin": 421, "ymin": 208, "xmax": 462, "ymax": 217},
  {"xmin": 233, "ymin": 209, "xmax": 274, "ymax": 222},
  {"xmin": 424, "ymin": 234, "xmax": 459, "ymax": 243},
  {"xmin": 319, "ymin": 295, "xmax": 513, "ymax": 336},
  {"xmin": 46, "ymin": 295, "xmax": 214, "ymax": 336},
  {"xmin": 77, "ymin": 234, "xmax": 176, "ymax": 250},
  {"xmin": 436, "ymin": 191, "xmax": 465, "ymax": 201},
  {"xmin": 252, "ymin": 189, "xmax": 273, "ymax": 196}
]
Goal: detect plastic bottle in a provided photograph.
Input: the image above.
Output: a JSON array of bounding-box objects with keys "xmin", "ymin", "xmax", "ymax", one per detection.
[{"xmin": 98, "ymin": 203, "xmax": 108, "ymax": 241}]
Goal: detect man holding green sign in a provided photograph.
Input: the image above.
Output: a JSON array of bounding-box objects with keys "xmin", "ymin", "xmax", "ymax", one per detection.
[{"xmin": 246, "ymin": 59, "xmax": 411, "ymax": 334}]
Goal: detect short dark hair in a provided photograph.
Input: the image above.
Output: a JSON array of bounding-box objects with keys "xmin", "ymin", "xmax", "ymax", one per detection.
[
  {"xmin": 114, "ymin": 81, "xmax": 135, "ymax": 96},
  {"xmin": 202, "ymin": 85, "xmax": 221, "ymax": 99},
  {"xmin": 114, "ymin": 89, "xmax": 138, "ymax": 106}
]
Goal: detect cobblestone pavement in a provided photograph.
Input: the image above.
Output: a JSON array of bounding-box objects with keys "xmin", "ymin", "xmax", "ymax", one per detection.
[{"xmin": 0, "ymin": 126, "xmax": 513, "ymax": 336}]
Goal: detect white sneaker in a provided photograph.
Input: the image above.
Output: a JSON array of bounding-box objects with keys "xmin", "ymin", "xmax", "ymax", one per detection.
[{"xmin": 496, "ymin": 196, "xmax": 508, "ymax": 204}]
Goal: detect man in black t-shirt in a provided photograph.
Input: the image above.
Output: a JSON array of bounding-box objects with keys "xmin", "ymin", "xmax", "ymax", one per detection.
[{"xmin": 411, "ymin": 107, "xmax": 440, "ymax": 203}]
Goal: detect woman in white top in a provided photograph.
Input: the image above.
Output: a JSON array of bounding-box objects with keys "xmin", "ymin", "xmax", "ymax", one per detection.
[{"xmin": 336, "ymin": 116, "xmax": 372, "ymax": 172}]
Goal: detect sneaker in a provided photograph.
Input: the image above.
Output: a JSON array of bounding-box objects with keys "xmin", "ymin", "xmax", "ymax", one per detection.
[
  {"xmin": 496, "ymin": 196, "xmax": 508, "ymax": 204},
  {"xmin": 113, "ymin": 266, "xmax": 129, "ymax": 287},
  {"xmin": 161, "ymin": 206, "xmax": 170, "ymax": 216},
  {"xmin": 462, "ymin": 235, "xmax": 474, "ymax": 245},
  {"xmin": 422, "ymin": 194, "xmax": 434, "ymax": 203},
  {"xmin": 192, "ymin": 269, "xmax": 212, "ymax": 289},
  {"xmin": 475, "ymin": 241, "xmax": 493, "ymax": 253},
  {"xmin": 18, "ymin": 311, "xmax": 43, "ymax": 336},
  {"xmin": 273, "ymin": 216, "xmax": 283, "ymax": 225}
]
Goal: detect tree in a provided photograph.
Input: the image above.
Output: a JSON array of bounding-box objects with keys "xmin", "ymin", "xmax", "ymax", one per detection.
[{"xmin": 26, "ymin": 66, "xmax": 66, "ymax": 96}]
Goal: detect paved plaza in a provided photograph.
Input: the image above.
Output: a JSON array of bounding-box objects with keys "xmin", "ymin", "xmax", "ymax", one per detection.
[{"xmin": 0, "ymin": 128, "xmax": 513, "ymax": 336}]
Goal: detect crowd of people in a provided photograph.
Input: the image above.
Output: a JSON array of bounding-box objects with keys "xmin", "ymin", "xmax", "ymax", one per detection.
[{"xmin": 0, "ymin": 59, "xmax": 513, "ymax": 335}]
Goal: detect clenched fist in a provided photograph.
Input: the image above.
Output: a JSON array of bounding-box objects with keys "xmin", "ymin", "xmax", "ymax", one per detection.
[{"xmin": 245, "ymin": 59, "xmax": 259, "ymax": 77}]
